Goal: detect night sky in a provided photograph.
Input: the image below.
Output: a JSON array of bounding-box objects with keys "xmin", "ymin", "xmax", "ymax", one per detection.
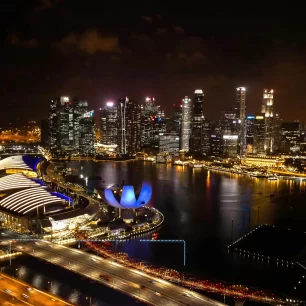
[{"xmin": 1, "ymin": 0, "xmax": 306, "ymax": 124}]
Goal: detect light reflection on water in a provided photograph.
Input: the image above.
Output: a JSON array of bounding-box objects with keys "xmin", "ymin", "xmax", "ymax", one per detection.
[{"xmin": 66, "ymin": 161, "xmax": 306, "ymax": 296}]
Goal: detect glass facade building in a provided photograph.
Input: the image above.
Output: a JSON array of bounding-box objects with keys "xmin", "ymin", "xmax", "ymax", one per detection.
[{"xmin": 180, "ymin": 96, "xmax": 192, "ymax": 152}]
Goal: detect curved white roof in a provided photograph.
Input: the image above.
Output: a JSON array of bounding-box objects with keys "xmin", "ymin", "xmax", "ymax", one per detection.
[
  {"xmin": 0, "ymin": 187, "xmax": 63, "ymax": 215},
  {"xmin": 0, "ymin": 155, "xmax": 40, "ymax": 171},
  {"xmin": 0, "ymin": 173, "xmax": 42, "ymax": 191}
]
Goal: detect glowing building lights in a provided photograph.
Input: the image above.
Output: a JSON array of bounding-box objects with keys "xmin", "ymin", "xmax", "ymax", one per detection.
[
  {"xmin": 180, "ymin": 96, "xmax": 192, "ymax": 152},
  {"xmin": 106, "ymin": 101, "xmax": 114, "ymax": 107}
]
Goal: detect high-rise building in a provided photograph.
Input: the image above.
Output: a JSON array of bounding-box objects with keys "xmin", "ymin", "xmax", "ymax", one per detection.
[
  {"xmin": 280, "ymin": 122, "xmax": 301, "ymax": 153},
  {"xmin": 100, "ymin": 101, "xmax": 118, "ymax": 145},
  {"xmin": 180, "ymin": 96, "xmax": 192, "ymax": 152},
  {"xmin": 79, "ymin": 110, "xmax": 95, "ymax": 154},
  {"xmin": 159, "ymin": 133, "xmax": 180, "ymax": 154},
  {"xmin": 48, "ymin": 97, "xmax": 60, "ymax": 150},
  {"xmin": 201, "ymin": 120, "xmax": 211, "ymax": 155},
  {"xmin": 262, "ymin": 89, "xmax": 274, "ymax": 152},
  {"xmin": 73, "ymin": 98, "xmax": 89, "ymax": 149},
  {"xmin": 48, "ymin": 96, "xmax": 93, "ymax": 154},
  {"xmin": 117, "ymin": 97, "xmax": 141, "ymax": 155},
  {"xmin": 223, "ymin": 135, "xmax": 239, "ymax": 158},
  {"xmin": 253, "ymin": 113, "xmax": 266, "ymax": 154},
  {"xmin": 141, "ymin": 97, "xmax": 158, "ymax": 149},
  {"xmin": 57, "ymin": 96, "xmax": 74, "ymax": 151},
  {"xmin": 236, "ymin": 87, "xmax": 246, "ymax": 154},
  {"xmin": 190, "ymin": 89, "xmax": 204, "ymax": 152},
  {"xmin": 167, "ymin": 104, "xmax": 182, "ymax": 134},
  {"xmin": 245, "ymin": 115, "xmax": 255, "ymax": 148}
]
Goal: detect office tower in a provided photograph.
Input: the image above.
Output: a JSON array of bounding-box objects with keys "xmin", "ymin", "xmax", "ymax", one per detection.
[
  {"xmin": 79, "ymin": 111, "xmax": 95, "ymax": 154},
  {"xmin": 190, "ymin": 89, "xmax": 204, "ymax": 152},
  {"xmin": 245, "ymin": 115, "xmax": 255, "ymax": 150},
  {"xmin": 159, "ymin": 133, "xmax": 180, "ymax": 154},
  {"xmin": 262, "ymin": 89, "xmax": 274, "ymax": 152},
  {"xmin": 153, "ymin": 105, "xmax": 166, "ymax": 150},
  {"xmin": 236, "ymin": 87, "xmax": 246, "ymax": 155},
  {"xmin": 201, "ymin": 120, "xmax": 211, "ymax": 155},
  {"xmin": 48, "ymin": 98, "xmax": 60, "ymax": 149},
  {"xmin": 223, "ymin": 135, "xmax": 239, "ymax": 158},
  {"xmin": 167, "ymin": 104, "xmax": 182, "ymax": 134},
  {"xmin": 73, "ymin": 98, "xmax": 89, "ymax": 149},
  {"xmin": 273, "ymin": 113, "xmax": 282, "ymax": 152},
  {"xmin": 100, "ymin": 101, "xmax": 118, "ymax": 145},
  {"xmin": 180, "ymin": 96, "xmax": 192, "ymax": 152},
  {"xmin": 117, "ymin": 97, "xmax": 141, "ymax": 155},
  {"xmin": 210, "ymin": 125, "xmax": 223, "ymax": 157},
  {"xmin": 140, "ymin": 97, "xmax": 158, "ymax": 149},
  {"xmin": 280, "ymin": 122, "xmax": 301, "ymax": 153},
  {"xmin": 48, "ymin": 96, "xmax": 94, "ymax": 154},
  {"xmin": 253, "ymin": 113, "xmax": 265, "ymax": 153},
  {"xmin": 57, "ymin": 96, "xmax": 74, "ymax": 151}
]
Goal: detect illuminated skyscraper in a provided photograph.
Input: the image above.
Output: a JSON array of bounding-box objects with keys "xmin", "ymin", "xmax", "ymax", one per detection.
[
  {"xmin": 253, "ymin": 113, "xmax": 265, "ymax": 153},
  {"xmin": 100, "ymin": 101, "xmax": 118, "ymax": 145},
  {"xmin": 117, "ymin": 97, "xmax": 141, "ymax": 155},
  {"xmin": 180, "ymin": 96, "xmax": 192, "ymax": 152},
  {"xmin": 79, "ymin": 110, "xmax": 95, "ymax": 154},
  {"xmin": 190, "ymin": 89, "xmax": 204, "ymax": 152},
  {"xmin": 140, "ymin": 97, "xmax": 165, "ymax": 151},
  {"xmin": 236, "ymin": 87, "xmax": 246, "ymax": 154},
  {"xmin": 48, "ymin": 96, "xmax": 74, "ymax": 151},
  {"xmin": 262, "ymin": 89, "xmax": 274, "ymax": 152},
  {"xmin": 73, "ymin": 98, "xmax": 89, "ymax": 149}
]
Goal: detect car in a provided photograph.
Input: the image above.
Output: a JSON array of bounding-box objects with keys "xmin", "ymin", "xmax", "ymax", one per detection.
[
  {"xmin": 4, "ymin": 288, "xmax": 11, "ymax": 293},
  {"xmin": 22, "ymin": 294, "xmax": 30, "ymax": 299},
  {"xmin": 150, "ymin": 280, "xmax": 155, "ymax": 284},
  {"xmin": 183, "ymin": 292, "xmax": 190, "ymax": 297},
  {"xmin": 140, "ymin": 285, "xmax": 146, "ymax": 289},
  {"xmin": 155, "ymin": 292, "xmax": 161, "ymax": 296},
  {"xmin": 26, "ymin": 287, "xmax": 32, "ymax": 291}
]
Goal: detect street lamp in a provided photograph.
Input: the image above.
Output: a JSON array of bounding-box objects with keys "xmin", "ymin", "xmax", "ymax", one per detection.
[
  {"xmin": 48, "ymin": 281, "xmax": 52, "ymax": 292},
  {"xmin": 86, "ymin": 296, "xmax": 92, "ymax": 306}
]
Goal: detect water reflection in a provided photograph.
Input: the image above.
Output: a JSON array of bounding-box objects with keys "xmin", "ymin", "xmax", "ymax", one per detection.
[{"xmin": 66, "ymin": 161, "xmax": 306, "ymax": 293}]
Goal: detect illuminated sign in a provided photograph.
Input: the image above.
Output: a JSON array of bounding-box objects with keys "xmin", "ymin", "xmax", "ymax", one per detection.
[
  {"xmin": 194, "ymin": 89, "xmax": 203, "ymax": 94},
  {"xmin": 223, "ymin": 135, "xmax": 238, "ymax": 140},
  {"xmin": 236, "ymin": 87, "xmax": 246, "ymax": 91},
  {"xmin": 106, "ymin": 101, "xmax": 114, "ymax": 107},
  {"xmin": 247, "ymin": 116, "xmax": 255, "ymax": 119},
  {"xmin": 256, "ymin": 116, "xmax": 264, "ymax": 119},
  {"xmin": 83, "ymin": 110, "xmax": 94, "ymax": 118},
  {"xmin": 211, "ymin": 135, "xmax": 216, "ymax": 138}
]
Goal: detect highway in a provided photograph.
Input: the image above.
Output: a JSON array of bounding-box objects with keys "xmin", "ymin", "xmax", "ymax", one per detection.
[
  {"xmin": 12, "ymin": 240, "xmax": 224, "ymax": 306},
  {"xmin": 0, "ymin": 272, "xmax": 73, "ymax": 306}
]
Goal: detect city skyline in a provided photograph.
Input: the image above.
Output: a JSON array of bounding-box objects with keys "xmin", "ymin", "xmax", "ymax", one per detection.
[{"xmin": 2, "ymin": 1, "xmax": 306, "ymax": 124}]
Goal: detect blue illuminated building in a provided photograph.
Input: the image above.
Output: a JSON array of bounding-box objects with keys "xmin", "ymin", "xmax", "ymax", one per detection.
[{"xmin": 104, "ymin": 182, "xmax": 152, "ymax": 209}]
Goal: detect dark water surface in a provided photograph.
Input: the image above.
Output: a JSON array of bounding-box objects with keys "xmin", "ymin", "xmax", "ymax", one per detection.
[
  {"xmin": 65, "ymin": 161, "xmax": 306, "ymax": 299},
  {"xmin": 6, "ymin": 160, "xmax": 306, "ymax": 305}
]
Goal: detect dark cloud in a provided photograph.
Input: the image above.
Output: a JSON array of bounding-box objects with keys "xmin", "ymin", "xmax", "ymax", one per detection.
[
  {"xmin": 34, "ymin": 0, "xmax": 61, "ymax": 12},
  {"xmin": 141, "ymin": 16, "xmax": 153, "ymax": 24},
  {"xmin": 10, "ymin": 34, "xmax": 38, "ymax": 48},
  {"xmin": 156, "ymin": 28, "xmax": 168, "ymax": 35},
  {"xmin": 56, "ymin": 30, "xmax": 120, "ymax": 55},
  {"xmin": 173, "ymin": 26, "xmax": 184, "ymax": 34}
]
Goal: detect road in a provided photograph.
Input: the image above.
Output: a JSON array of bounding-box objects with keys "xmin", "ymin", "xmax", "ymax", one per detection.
[
  {"xmin": 0, "ymin": 272, "xmax": 73, "ymax": 306},
  {"xmin": 12, "ymin": 240, "xmax": 224, "ymax": 306}
]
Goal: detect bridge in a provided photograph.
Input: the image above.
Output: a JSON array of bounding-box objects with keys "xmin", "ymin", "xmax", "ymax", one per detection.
[{"xmin": 10, "ymin": 239, "xmax": 224, "ymax": 306}]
